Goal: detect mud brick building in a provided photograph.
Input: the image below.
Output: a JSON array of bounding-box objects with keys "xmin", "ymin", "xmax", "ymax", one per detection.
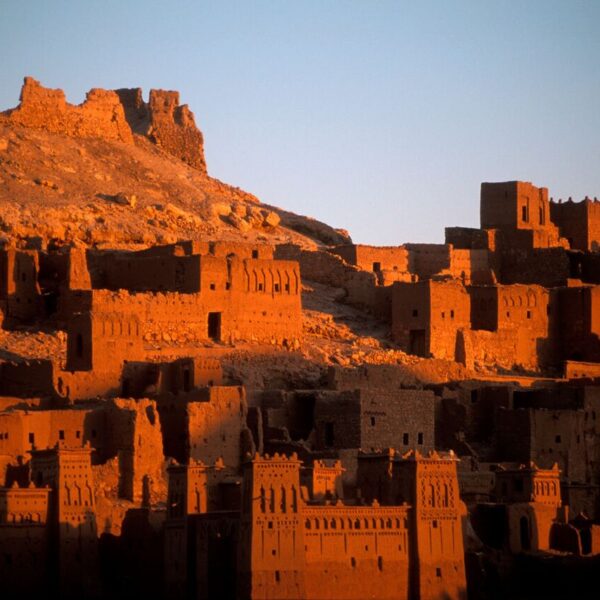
[{"xmin": 165, "ymin": 451, "xmax": 467, "ymax": 600}]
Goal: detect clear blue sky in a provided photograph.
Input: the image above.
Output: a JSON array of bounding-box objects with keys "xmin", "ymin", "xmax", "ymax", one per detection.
[{"xmin": 1, "ymin": 1, "xmax": 599, "ymax": 244}]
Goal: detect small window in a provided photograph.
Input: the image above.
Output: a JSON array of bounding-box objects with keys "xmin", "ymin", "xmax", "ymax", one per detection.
[
  {"xmin": 324, "ymin": 422, "xmax": 335, "ymax": 447},
  {"xmin": 373, "ymin": 262, "xmax": 381, "ymax": 273},
  {"xmin": 555, "ymin": 435, "xmax": 561, "ymax": 444},
  {"xmin": 522, "ymin": 205, "xmax": 528, "ymax": 222},
  {"xmin": 209, "ymin": 283, "xmax": 216, "ymax": 290},
  {"xmin": 432, "ymin": 520, "xmax": 438, "ymax": 529},
  {"xmin": 441, "ymin": 312, "xmax": 445, "ymax": 318},
  {"xmin": 252, "ymin": 250, "xmax": 259, "ymax": 259},
  {"xmin": 59, "ymin": 430, "xmax": 65, "ymax": 440},
  {"xmin": 403, "ymin": 433, "xmax": 409, "ymax": 445},
  {"xmin": 350, "ymin": 557, "xmax": 356, "ymax": 568},
  {"xmin": 450, "ymin": 310, "xmax": 455, "ymax": 319},
  {"xmin": 76, "ymin": 333, "xmax": 84, "ymax": 358},
  {"xmin": 29, "ymin": 433, "xmax": 35, "ymax": 444},
  {"xmin": 274, "ymin": 570, "xmax": 280, "ymax": 582},
  {"xmin": 274, "ymin": 283, "xmax": 280, "ymax": 292},
  {"xmin": 436, "ymin": 567, "xmax": 442, "ymax": 578},
  {"xmin": 418, "ymin": 432, "xmax": 424, "ymax": 445},
  {"xmin": 258, "ymin": 283, "xmax": 264, "ymax": 291},
  {"xmin": 378, "ymin": 556, "xmax": 383, "ymax": 571},
  {"xmin": 225, "ymin": 282, "xmax": 231, "ymax": 290},
  {"xmin": 527, "ymin": 310, "xmax": 531, "ymax": 319},
  {"xmin": 412, "ymin": 309, "xmax": 418, "ymax": 317},
  {"xmin": 506, "ymin": 311, "xmax": 510, "ymax": 318},
  {"xmin": 370, "ymin": 417, "xmax": 376, "ymax": 426},
  {"xmin": 285, "ymin": 283, "xmax": 290, "ymax": 292}
]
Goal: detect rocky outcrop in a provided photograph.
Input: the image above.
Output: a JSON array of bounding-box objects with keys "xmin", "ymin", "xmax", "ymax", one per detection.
[
  {"xmin": 1, "ymin": 77, "xmax": 133, "ymax": 143},
  {"xmin": 116, "ymin": 87, "xmax": 206, "ymax": 172}
]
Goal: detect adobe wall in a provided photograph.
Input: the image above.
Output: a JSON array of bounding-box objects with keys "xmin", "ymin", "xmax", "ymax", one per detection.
[
  {"xmin": 2, "ymin": 77, "xmax": 133, "ymax": 143},
  {"xmin": 495, "ymin": 408, "xmax": 587, "ymax": 484},
  {"xmin": 103, "ymin": 398, "xmax": 165, "ymax": 502},
  {"xmin": 405, "ymin": 244, "xmax": 451, "ymax": 280},
  {"xmin": 550, "ymin": 198, "xmax": 600, "ymax": 252},
  {"xmin": 0, "ymin": 407, "xmax": 104, "ymax": 463},
  {"xmin": 392, "ymin": 280, "xmax": 470, "ymax": 360},
  {"xmin": 0, "ymin": 249, "xmax": 42, "ymax": 322},
  {"xmin": 66, "ymin": 309, "xmax": 144, "ymax": 372},
  {"xmin": 445, "ymin": 227, "xmax": 493, "ymax": 250},
  {"xmin": 275, "ymin": 244, "xmax": 378, "ymax": 309},
  {"xmin": 329, "ymin": 244, "xmax": 410, "ymax": 273},
  {"xmin": 115, "ymin": 87, "xmax": 206, "ymax": 172},
  {"xmin": 186, "ymin": 386, "xmax": 251, "ymax": 470},
  {"xmin": 83, "ymin": 255, "xmax": 302, "ymax": 346},
  {"xmin": 358, "ymin": 389, "xmax": 435, "ymax": 453},
  {"xmin": 497, "ymin": 247, "xmax": 570, "ymax": 286},
  {"xmin": 557, "ymin": 286, "xmax": 600, "ymax": 362},
  {"xmin": 481, "ymin": 181, "xmax": 552, "ymax": 232},
  {"xmin": 311, "ymin": 389, "xmax": 434, "ymax": 454},
  {"xmin": 302, "ymin": 504, "xmax": 411, "ymax": 600}
]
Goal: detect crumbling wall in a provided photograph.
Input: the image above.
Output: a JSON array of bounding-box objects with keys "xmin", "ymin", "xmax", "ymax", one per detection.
[
  {"xmin": 115, "ymin": 87, "xmax": 206, "ymax": 172},
  {"xmin": 104, "ymin": 398, "xmax": 165, "ymax": 502},
  {"xmin": 275, "ymin": 244, "xmax": 378, "ymax": 308},
  {"xmin": 2, "ymin": 77, "xmax": 133, "ymax": 143}
]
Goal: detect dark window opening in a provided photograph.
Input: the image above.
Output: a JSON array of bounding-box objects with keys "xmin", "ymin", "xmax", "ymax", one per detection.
[
  {"xmin": 29, "ymin": 433, "xmax": 35, "ymax": 444},
  {"xmin": 274, "ymin": 283, "xmax": 280, "ymax": 292},
  {"xmin": 59, "ymin": 430, "xmax": 65, "ymax": 440},
  {"xmin": 555, "ymin": 435, "xmax": 561, "ymax": 444},
  {"xmin": 370, "ymin": 417, "xmax": 376, "ymax": 426},
  {"xmin": 432, "ymin": 520, "xmax": 438, "ymax": 528},
  {"xmin": 225, "ymin": 282, "xmax": 231, "ymax": 290},
  {"xmin": 76, "ymin": 430, "xmax": 81, "ymax": 439},
  {"xmin": 527, "ymin": 310, "xmax": 531, "ymax": 319},
  {"xmin": 258, "ymin": 283, "xmax": 264, "ymax": 291},
  {"xmin": 284, "ymin": 283, "xmax": 290, "ymax": 292},
  {"xmin": 522, "ymin": 205, "xmax": 528, "ymax": 223},
  {"xmin": 209, "ymin": 282, "xmax": 216, "ymax": 290},
  {"xmin": 324, "ymin": 422, "xmax": 335, "ymax": 448},
  {"xmin": 403, "ymin": 433, "xmax": 409, "ymax": 445},
  {"xmin": 252, "ymin": 250, "xmax": 259, "ymax": 259},
  {"xmin": 418, "ymin": 432, "xmax": 424, "ymax": 445},
  {"xmin": 520, "ymin": 516, "xmax": 531, "ymax": 550},
  {"xmin": 208, "ymin": 312, "xmax": 222, "ymax": 341},
  {"xmin": 373, "ymin": 262, "xmax": 381, "ymax": 273},
  {"xmin": 183, "ymin": 368, "xmax": 191, "ymax": 392},
  {"xmin": 436, "ymin": 567, "xmax": 442, "ymax": 578},
  {"xmin": 377, "ymin": 556, "xmax": 383, "ymax": 571},
  {"xmin": 450, "ymin": 309, "xmax": 455, "ymax": 319},
  {"xmin": 76, "ymin": 333, "xmax": 84, "ymax": 358}
]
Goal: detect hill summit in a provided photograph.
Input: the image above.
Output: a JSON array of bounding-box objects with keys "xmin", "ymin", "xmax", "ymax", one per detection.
[{"xmin": 0, "ymin": 76, "xmax": 350, "ymax": 249}]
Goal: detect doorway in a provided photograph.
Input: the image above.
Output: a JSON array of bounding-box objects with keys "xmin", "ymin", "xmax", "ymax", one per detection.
[
  {"xmin": 208, "ymin": 312, "xmax": 222, "ymax": 341},
  {"xmin": 409, "ymin": 329, "xmax": 426, "ymax": 357}
]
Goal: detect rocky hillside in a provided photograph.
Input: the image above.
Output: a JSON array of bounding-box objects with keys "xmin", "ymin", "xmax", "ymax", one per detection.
[{"xmin": 0, "ymin": 77, "xmax": 349, "ymax": 249}]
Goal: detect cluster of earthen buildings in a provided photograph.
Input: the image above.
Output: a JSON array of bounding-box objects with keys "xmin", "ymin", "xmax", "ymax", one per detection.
[{"xmin": 2, "ymin": 180, "xmax": 600, "ymax": 599}]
